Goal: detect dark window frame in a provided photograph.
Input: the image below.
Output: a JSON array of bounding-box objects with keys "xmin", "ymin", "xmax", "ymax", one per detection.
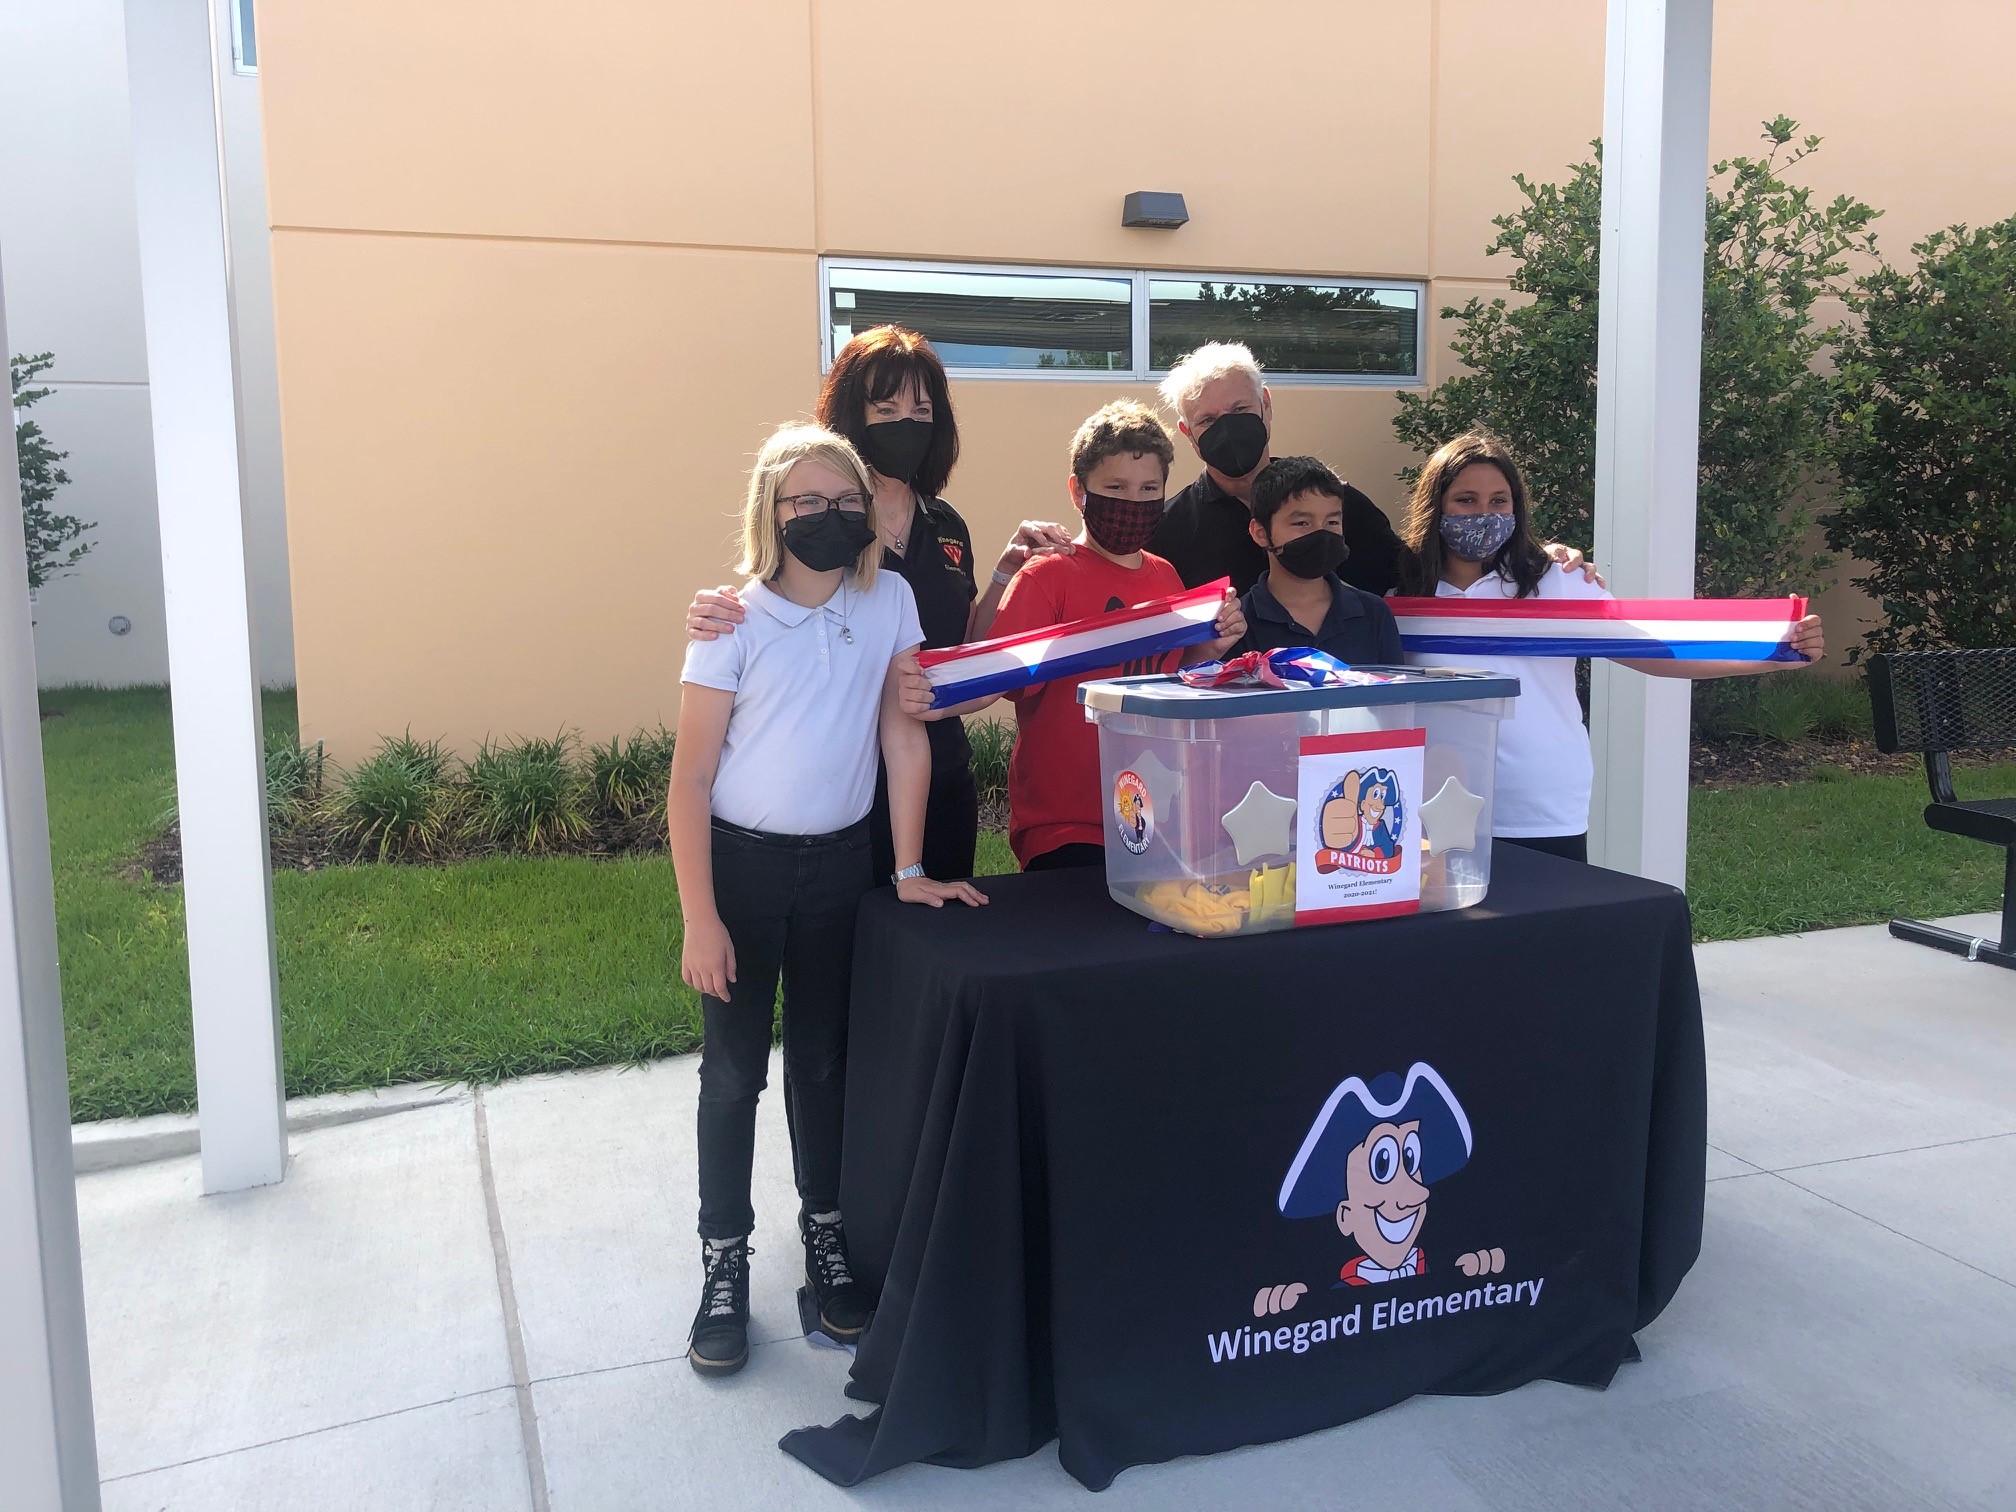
[{"xmin": 819, "ymin": 257, "xmax": 1426, "ymax": 386}]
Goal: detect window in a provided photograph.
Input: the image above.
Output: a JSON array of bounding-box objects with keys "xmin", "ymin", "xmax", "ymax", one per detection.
[
  {"xmin": 231, "ymin": 0, "xmax": 257, "ymax": 75},
  {"xmin": 1148, "ymin": 279, "xmax": 1419, "ymax": 378},
  {"xmin": 826, "ymin": 264, "xmax": 1134, "ymax": 373},
  {"xmin": 820, "ymin": 259, "xmax": 1422, "ymax": 383}
]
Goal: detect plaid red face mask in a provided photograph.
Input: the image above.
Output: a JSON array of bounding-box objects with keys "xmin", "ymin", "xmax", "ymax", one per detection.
[{"xmin": 1081, "ymin": 491, "xmax": 1164, "ymax": 555}]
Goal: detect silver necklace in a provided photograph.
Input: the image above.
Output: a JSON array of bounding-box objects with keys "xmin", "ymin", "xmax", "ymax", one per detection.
[
  {"xmin": 840, "ymin": 586, "xmax": 853, "ymax": 644},
  {"xmin": 879, "ymin": 491, "xmax": 914, "ymax": 556}
]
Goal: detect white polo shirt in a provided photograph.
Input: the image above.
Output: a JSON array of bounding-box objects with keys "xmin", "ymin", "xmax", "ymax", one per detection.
[
  {"xmin": 1405, "ymin": 564, "xmax": 1613, "ymax": 839},
  {"xmin": 681, "ymin": 573, "xmax": 923, "ymax": 836}
]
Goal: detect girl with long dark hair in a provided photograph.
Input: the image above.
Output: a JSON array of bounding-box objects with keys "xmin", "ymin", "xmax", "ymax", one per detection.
[{"xmin": 1400, "ymin": 433, "xmax": 1825, "ymax": 862}]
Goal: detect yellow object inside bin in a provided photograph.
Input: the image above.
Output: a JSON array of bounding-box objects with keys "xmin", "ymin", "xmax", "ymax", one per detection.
[
  {"xmin": 1135, "ymin": 861, "xmax": 1298, "ymax": 936},
  {"xmin": 1137, "ymin": 878, "xmax": 1250, "ymax": 935}
]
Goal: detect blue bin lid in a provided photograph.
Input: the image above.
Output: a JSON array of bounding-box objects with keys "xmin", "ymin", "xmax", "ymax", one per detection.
[{"xmin": 1079, "ymin": 665, "xmax": 1520, "ymax": 719}]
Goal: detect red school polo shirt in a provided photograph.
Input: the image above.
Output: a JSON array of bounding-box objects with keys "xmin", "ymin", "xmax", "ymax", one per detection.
[{"xmin": 989, "ymin": 548, "xmax": 1187, "ymax": 867}]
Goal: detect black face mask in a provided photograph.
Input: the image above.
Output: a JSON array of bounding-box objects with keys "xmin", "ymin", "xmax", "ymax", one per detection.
[
  {"xmin": 860, "ymin": 418, "xmax": 935, "ymax": 484},
  {"xmin": 1272, "ymin": 527, "xmax": 1349, "ymax": 580},
  {"xmin": 782, "ymin": 509, "xmax": 876, "ymax": 573},
  {"xmin": 1195, "ymin": 410, "xmax": 1268, "ymax": 479}
]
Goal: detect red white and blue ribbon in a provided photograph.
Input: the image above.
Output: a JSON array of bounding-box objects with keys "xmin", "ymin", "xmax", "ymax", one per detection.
[
  {"xmin": 918, "ymin": 577, "xmax": 1229, "ymax": 708},
  {"xmin": 1179, "ymin": 647, "xmax": 1390, "ymax": 689},
  {"xmin": 1389, "ymin": 596, "xmax": 1810, "ymax": 663}
]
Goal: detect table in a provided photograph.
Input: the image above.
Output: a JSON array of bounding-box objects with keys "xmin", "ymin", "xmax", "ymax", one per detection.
[{"xmin": 780, "ymin": 845, "xmax": 1705, "ymax": 1490}]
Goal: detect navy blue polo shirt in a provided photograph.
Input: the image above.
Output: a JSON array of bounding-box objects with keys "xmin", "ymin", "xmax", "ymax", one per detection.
[{"xmin": 1237, "ymin": 572, "xmax": 1404, "ymax": 666}]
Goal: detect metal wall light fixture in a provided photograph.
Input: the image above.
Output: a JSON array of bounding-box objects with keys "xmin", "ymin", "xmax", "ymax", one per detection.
[{"xmin": 1121, "ymin": 191, "xmax": 1189, "ymax": 229}]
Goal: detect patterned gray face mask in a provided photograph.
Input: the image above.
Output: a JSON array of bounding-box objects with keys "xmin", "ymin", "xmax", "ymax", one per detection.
[{"xmin": 1438, "ymin": 512, "xmax": 1517, "ymax": 562}]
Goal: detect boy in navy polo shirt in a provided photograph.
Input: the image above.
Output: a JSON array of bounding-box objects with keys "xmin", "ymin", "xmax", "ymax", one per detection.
[{"xmin": 1238, "ymin": 457, "xmax": 1404, "ymax": 667}]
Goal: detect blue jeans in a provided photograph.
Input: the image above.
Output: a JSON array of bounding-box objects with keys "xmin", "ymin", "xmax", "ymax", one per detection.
[{"xmin": 696, "ymin": 818, "xmax": 872, "ymax": 1241}]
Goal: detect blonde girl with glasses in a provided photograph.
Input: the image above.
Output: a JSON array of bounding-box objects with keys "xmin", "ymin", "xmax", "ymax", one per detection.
[{"xmin": 669, "ymin": 422, "xmax": 986, "ymax": 1378}]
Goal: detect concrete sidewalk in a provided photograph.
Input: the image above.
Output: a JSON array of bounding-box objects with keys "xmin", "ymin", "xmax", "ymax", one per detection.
[{"xmin": 78, "ymin": 915, "xmax": 2016, "ymax": 1510}]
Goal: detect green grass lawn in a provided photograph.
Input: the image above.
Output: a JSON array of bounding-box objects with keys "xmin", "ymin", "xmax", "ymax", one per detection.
[
  {"xmin": 1686, "ymin": 762, "xmax": 2014, "ymax": 941},
  {"xmin": 47, "ymin": 688, "xmax": 707, "ymax": 1121},
  {"xmin": 40, "ymin": 687, "xmax": 2015, "ymax": 1121}
]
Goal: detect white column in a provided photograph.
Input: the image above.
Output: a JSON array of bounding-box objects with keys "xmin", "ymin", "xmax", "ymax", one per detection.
[
  {"xmin": 125, "ymin": 0, "xmax": 285, "ymax": 1192},
  {"xmin": 1589, "ymin": 0, "xmax": 1713, "ymax": 888},
  {"xmin": 1, "ymin": 247, "xmax": 103, "ymax": 1507}
]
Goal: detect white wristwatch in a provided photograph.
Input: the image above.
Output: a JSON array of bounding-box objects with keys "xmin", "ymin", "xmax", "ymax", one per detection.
[{"xmin": 892, "ymin": 863, "xmax": 927, "ymax": 885}]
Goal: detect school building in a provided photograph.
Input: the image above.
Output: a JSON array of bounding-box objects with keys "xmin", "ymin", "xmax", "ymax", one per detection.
[{"xmin": 10, "ymin": 2, "xmax": 2016, "ymax": 759}]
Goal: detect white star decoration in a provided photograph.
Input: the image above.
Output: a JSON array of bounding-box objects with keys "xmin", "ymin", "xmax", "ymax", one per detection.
[
  {"xmin": 1221, "ymin": 781, "xmax": 1298, "ymax": 865},
  {"xmin": 1419, "ymin": 777, "xmax": 1486, "ymax": 857},
  {"xmin": 1130, "ymin": 749, "xmax": 1184, "ymax": 816}
]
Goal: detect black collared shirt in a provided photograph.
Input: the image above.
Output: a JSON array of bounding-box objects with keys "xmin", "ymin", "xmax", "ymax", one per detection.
[
  {"xmin": 1147, "ymin": 470, "xmax": 1406, "ymax": 597},
  {"xmin": 1237, "ymin": 571, "xmax": 1405, "ymax": 666},
  {"xmin": 887, "ymin": 495, "xmax": 977, "ymax": 764}
]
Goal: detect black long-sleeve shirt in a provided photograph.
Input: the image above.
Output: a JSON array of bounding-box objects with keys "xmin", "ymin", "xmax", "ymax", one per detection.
[{"xmin": 1148, "ymin": 470, "xmax": 1405, "ymax": 597}]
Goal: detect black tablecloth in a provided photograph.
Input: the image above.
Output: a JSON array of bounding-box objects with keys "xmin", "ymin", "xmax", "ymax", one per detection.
[{"xmin": 780, "ymin": 845, "xmax": 1705, "ymax": 1490}]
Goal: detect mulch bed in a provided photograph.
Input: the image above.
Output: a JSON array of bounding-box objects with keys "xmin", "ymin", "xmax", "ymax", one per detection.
[{"xmin": 1689, "ymin": 736, "xmax": 2014, "ymax": 789}]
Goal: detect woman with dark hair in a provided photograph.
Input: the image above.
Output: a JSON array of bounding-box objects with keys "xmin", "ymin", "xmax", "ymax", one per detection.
[
  {"xmin": 686, "ymin": 326, "xmax": 1072, "ymax": 883},
  {"xmin": 1400, "ymin": 433, "xmax": 1825, "ymax": 862}
]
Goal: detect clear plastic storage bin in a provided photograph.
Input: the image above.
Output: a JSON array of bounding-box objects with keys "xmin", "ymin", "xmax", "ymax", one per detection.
[{"xmin": 1079, "ymin": 668, "xmax": 1519, "ymax": 936}]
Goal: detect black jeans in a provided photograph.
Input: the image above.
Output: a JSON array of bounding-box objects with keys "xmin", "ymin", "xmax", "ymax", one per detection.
[
  {"xmin": 696, "ymin": 819, "xmax": 872, "ymax": 1241},
  {"xmin": 1499, "ymin": 832, "xmax": 1589, "ymax": 864},
  {"xmin": 870, "ymin": 757, "xmax": 979, "ymax": 884}
]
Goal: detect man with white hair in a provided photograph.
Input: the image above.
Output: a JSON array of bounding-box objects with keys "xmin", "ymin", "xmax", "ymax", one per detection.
[
  {"xmin": 1149, "ymin": 342, "xmax": 1403, "ymax": 596},
  {"xmin": 1149, "ymin": 343, "xmax": 1593, "ymax": 597}
]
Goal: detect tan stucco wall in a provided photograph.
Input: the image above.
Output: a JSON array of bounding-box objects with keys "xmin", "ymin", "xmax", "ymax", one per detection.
[
  {"xmin": 260, "ymin": 0, "xmax": 2016, "ymax": 759},
  {"xmin": 814, "ymin": 3, "xmax": 1434, "ymax": 278},
  {"xmin": 269, "ymin": 231, "xmax": 818, "ymax": 750}
]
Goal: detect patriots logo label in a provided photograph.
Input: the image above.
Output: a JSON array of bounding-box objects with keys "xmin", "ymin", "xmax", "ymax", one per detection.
[{"xmin": 941, "ymin": 539, "xmax": 965, "ymax": 569}]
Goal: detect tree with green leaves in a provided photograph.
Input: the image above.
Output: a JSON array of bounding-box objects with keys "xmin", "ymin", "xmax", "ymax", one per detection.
[
  {"xmin": 1393, "ymin": 118, "xmax": 1880, "ymax": 597},
  {"xmin": 1826, "ymin": 216, "xmax": 2016, "ymax": 655},
  {"xmin": 11, "ymin": 352, "xmax": 96, "ymax": 589}
]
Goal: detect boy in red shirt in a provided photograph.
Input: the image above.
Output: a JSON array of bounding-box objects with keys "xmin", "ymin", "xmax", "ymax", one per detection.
[{"xmin": 976, "ymin": 401, "xmax": 1243, "ymax": 869}]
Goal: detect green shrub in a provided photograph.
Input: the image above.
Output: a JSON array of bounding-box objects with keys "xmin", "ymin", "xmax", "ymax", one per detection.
[
  {"xmin": 588, "ymin": 727, "xmax": 675, "ymax": 823},
  {"xmin": 329, "ymin": 734, "xmax": 460, "ymax": 860},
  {"xmin": 11, "ymin": 352, "xmax": 95, "ymax": 588},
  {"xmin": 265, "ymin": 737, "xmax": 326, "ymax": 831},
  {"xmin": 157, "ymin": 732, "xmax": 329, "ymax": 832},
  {"xmin": 1694, "ymin": 674, "xmax": 1872, "ymax": 745},
  {"xmin": 1801, "ymin": 675, "xmax": 1874, "ymax": 740},
  {"xmin": 1691, "ymin": 682, "xmax": 1751, "ymax": 743},
  {"xmin": 1827, "ymin": 215, "xmax": 2016, "ymax": 657},
  {"xmin": 1392, "ymin": 118, "xmax": 1877, "ymax": 597},
  {"xmin": 1735, "ymin": 681, "xmax": 1827, "ymax": 745},
  {"xmin": 967, "ymin": 716, "xmax": 1013, "ymax": 811},
  {"xmin": 465, "ymin": 732, "xmax": 590, "ymax": 852}
]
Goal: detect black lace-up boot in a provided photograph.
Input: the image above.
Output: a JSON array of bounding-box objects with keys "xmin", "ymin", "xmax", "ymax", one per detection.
[
  {"xmin": 689, "ymin": 1236, "xmax": 751, "ymax": 1376},
  {"xmin": 800, "ymin": 1210, "xmax": 872, "ymax": 1341}
]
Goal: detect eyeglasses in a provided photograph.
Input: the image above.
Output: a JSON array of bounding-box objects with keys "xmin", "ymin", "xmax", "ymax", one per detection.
[{"xmin": 778, "ymin": 491, "xmax": 871, "ymax": 516}]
